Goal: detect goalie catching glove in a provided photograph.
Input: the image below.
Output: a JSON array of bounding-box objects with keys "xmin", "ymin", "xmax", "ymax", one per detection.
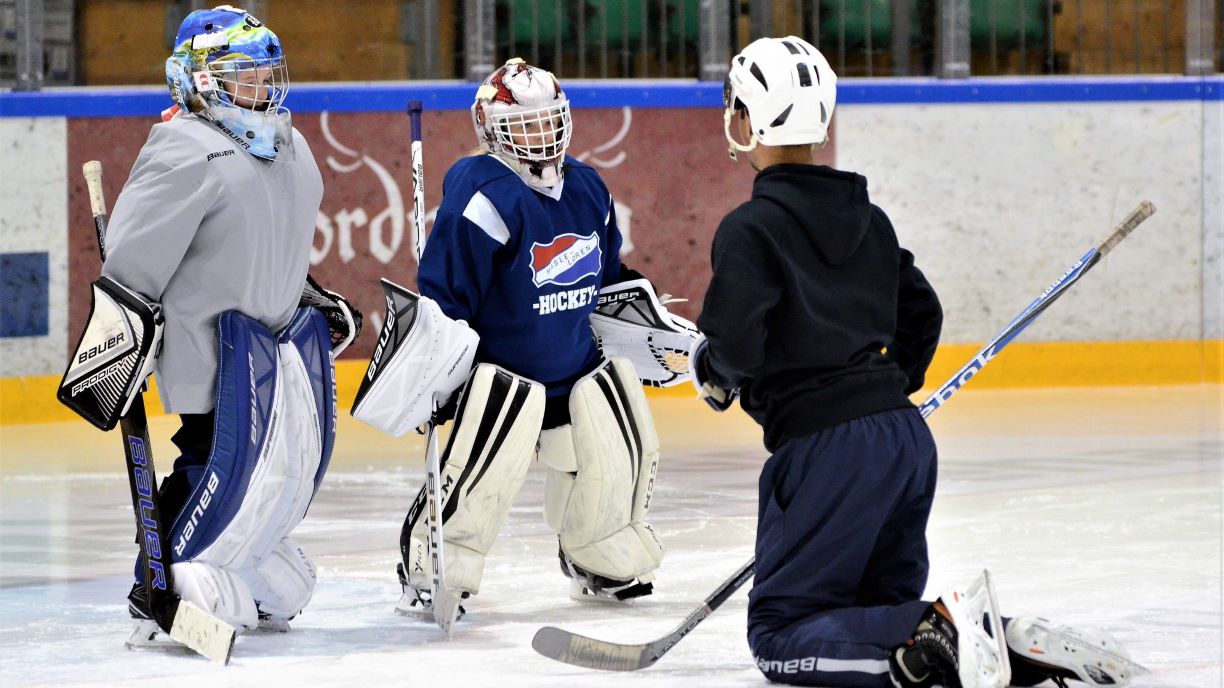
[
  {"xmin": 299, "ymin": 274, "xmax": 363, "ymax": 357},
  {"xmin": 58, "ymin": 276, "xmax": 164, "ymax": 430},
  {"xmin": 589, "ymin": 279, "xmax": 699, "ymax": 388}
]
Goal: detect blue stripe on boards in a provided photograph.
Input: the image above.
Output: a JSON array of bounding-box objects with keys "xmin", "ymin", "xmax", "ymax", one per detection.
[{"xmin": 1, "ymin": 76, "xmax": 1219, "ymax": 118}]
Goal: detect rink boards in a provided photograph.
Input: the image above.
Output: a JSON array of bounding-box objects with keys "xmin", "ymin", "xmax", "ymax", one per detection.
[{"xmin": 0, "ymin": 77, "xmax": 1220, "ymax": 424}]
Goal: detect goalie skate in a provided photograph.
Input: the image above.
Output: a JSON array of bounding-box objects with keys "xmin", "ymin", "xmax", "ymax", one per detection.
[
  {"xmin": 392, "ymin": 563, "xmax": 466, "ymax": 622},
  {"xmin": 561, "ymin": 551, "xmax": 653, "ymax": 603},
  {"xmin": 1006, "ymin": 616, "xmax": 1149, "ymax": 687},
  {"xmin": 124, "ymin": 583, "xmax": 189, "ymax": 653},
  {"xmin": 941, "ymin": 569, "xmax": 1011, "ymax": 688},
  {"xmin": 125, "ymin": 619, "xmax": 192, "ymax": 654}
]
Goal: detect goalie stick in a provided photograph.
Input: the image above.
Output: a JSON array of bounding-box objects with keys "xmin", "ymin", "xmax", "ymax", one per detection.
[
  {"xmin": 406, "ymin": 100, "xmax": 463, "ymax": 636},
  {"xmin": 81, "ymin": 161, "xmax": 236, "ymax": 664},
  {"xmin": 531, "ymin": 200, "xmax": 1157, "ymax": 671}
]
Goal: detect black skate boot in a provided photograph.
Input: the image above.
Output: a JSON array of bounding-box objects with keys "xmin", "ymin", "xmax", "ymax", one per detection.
[
  {"xmin": 124, "ymin": 582, "xmax": 186, "ymax": 652},
  {"xmin": 393, "ymin": 562, "xmax": 466, "ymax": 620},
  {"xmin": 558, "ymin": 547, "xmax": 653, "ymax": 602},
  {"xmin": 891, "ymin": 602, "xmax": 962, "ymax": 688},
  {"xmin": 891, "ymin": 571, "xmax": 1011, "ymax": 688}
]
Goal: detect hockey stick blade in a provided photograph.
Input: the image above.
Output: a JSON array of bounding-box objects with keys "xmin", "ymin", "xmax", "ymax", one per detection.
[
  {"xmin": 533, "ymin": 558, "xmax": 753, "ymax": 670},
  {"xmin": 533, "ymin": 625, "xmax": 664, "ymax": 671},
  {"xmin": 169, "ymin": 601, "xmax": 237, "ymax": 665},
  {"xmin": 433, "ymin": 590, "xmax": 463, "ymax": 638}
]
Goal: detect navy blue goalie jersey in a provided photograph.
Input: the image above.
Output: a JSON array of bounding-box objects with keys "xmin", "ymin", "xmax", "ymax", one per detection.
[{"xmin": 418, "ymin": 153, "xmax": 623, "ymax": 397}]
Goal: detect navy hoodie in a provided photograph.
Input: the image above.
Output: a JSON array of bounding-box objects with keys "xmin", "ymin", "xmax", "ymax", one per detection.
[{"xmin": 697, "ymin": 164, "xmax": 942, "ymax": 451}]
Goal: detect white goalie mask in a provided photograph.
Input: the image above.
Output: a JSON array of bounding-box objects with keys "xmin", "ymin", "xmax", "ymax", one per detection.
[
  {"xmin": 472, "ymin": 58, "xmax": 573, "ymax": 190},
  {"xmin": 723, "ymin": 36, "xmax": 837, "ymax": 159}
]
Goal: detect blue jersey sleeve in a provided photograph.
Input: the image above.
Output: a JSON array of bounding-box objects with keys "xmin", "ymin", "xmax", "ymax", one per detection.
[{"xmin": 417, "ymin": 207, "xmax": 503, "ymax": 323}]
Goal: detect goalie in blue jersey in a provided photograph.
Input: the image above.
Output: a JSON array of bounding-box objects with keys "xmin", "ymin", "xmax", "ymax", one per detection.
[{"xmin": 376, "ymin": 59, "xmax": 699, "ymax": 615}]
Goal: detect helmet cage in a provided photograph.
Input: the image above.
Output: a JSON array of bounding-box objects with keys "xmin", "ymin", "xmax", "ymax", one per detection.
[
  {"xmin": 488, "ymin": 101, "xmax": 572, "ymax": 164},
  {"xmin": 202, "ymin": 53, "xmax": 289, "ymax": 113}
]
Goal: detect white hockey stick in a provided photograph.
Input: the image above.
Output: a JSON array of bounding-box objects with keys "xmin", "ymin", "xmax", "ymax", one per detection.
[
  {"xmin": 406, "ymin": 99, "xmax": 462, "ymax": 636},
  {"xmin": 532, "ymin": 200, "xmax": 1157, "ymax": 671},
  {"xmin": 82, "ymin": 161, "xmax": 236, "ymax": 664}
]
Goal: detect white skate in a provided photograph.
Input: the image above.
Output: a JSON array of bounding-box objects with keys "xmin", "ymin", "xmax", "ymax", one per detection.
[
  {"xmin": 940, "ymin": 569, "xmax": 1011, "ymax": 688},
  {"xmin": 1006, "ymin": 616, "xmax": 1149, "ymax": 686}
]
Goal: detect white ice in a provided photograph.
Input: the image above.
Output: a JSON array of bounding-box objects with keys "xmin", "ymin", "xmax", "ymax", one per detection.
[{"xmin": 0, "ymin": 386, "xmax": 1219, "ymax": 687}]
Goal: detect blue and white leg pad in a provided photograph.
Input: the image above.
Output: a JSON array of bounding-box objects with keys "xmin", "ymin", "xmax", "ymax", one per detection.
[{"xmin": 167, "ymin": 307, "xmax": 335, "ymax": 629}]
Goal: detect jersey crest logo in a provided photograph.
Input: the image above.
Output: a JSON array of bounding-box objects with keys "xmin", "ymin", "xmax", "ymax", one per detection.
[{"xmin": 530, "ymin": 232, "xmax": 602, "ymax": 288}]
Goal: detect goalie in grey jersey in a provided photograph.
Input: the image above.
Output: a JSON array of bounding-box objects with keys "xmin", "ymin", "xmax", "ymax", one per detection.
[{"xmin": 62, "ymin": 6, "xmax": 360, "ymax": 649}]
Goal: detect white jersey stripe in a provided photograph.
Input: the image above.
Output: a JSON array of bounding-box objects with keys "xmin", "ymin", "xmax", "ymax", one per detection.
[
  {"xmin": 815, "ymin": 657, "xmax": 890, "ymax": 674},
  {"xmin": 462, "ymin": 191, "xmax": 511, "ymax": 245}
]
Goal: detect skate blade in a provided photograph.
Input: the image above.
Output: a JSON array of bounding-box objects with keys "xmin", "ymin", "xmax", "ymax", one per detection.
[
  {"xmin": 567, "ymin": 578, "xmax": 643, "ymax": 604},
  {"xmin": 1016, "ymin": 618, "xmax": 1150, "ymax": 685},
  {"xmin": 942, "ymin": 569, "xmax": 1011, "ymax": 688},
  {"xmin": 125, "ymin": 620, "xmax": 192, "ymax": 654},
  {"xmin": 252, "ymin": 617, "xmax": 292, "ymax": 633},
  {"xmin": 394, "ymin": 602, "xmax": 436, "ymax": 620}
]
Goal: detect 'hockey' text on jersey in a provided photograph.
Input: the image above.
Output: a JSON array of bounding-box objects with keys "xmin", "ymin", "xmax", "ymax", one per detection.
[{"xmin": 534, "ymin": 285, "xmax": 599, "ymax": 315}]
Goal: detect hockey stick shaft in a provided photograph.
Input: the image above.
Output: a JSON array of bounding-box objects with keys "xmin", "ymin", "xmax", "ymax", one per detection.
[
  {"xmin": 83, "ymin": 161, "xmax": 172, "ymax": 612},
  {"xmin": 533, "ymin": 200, "xmax": 1156, "ymax": 670},
  {"xmin": 408, "ymin": 100, "xmax": 426, "ymax": 263},
  {"xmin": 82, "ymin": 161, "xmax": 234, "ymax": 664},
  {"xmin": 919, "ymin": 200, "xmax": 1155, "ymax": 418},
  {"xmin": 404, "ymin": 101, "xmax": 461, "ymax": 634}
]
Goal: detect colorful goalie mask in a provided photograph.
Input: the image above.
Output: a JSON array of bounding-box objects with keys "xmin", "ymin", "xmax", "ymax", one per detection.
[
  {"xmin": 165, "ymin": 5, "xmax": 292, "ymax": 160},
  {"xmin": 471, "ymin": 58, "xmax": 573, "ymax": 190}
]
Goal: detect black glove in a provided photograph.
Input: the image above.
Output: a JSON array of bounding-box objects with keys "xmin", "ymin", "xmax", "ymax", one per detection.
[
  {"xmin": 689, "ymin": 335, "xmax": 739, "ymax": 412},
  {"xmin": 300, "ymin": 274, "xmax": 363, "ymax": 356}
]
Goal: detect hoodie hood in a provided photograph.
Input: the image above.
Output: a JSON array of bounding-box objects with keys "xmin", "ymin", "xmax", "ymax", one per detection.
[{"xmin": 752, "ymin": 164, "xmax": 872, "ymax": 265}]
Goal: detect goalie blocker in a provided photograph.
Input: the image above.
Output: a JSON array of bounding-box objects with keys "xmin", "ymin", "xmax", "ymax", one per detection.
[
  {"xmin": 59, "ymin": 276, "xmax": 164, "ymax": 431},
  {"xmin": 351, "ymin": 279, "xmax": 479, "ymax": 436}
]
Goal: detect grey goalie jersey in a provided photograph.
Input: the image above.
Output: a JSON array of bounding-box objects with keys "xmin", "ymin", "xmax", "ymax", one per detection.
[{"xmin": 101, "ymin": 113, "xmax": 324, "ymax": 414}]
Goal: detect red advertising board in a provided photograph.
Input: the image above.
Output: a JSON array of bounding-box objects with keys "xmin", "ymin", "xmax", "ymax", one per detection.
[{"xmin": 68, "ymin": 107, "xmax": 833, "ymax": 360}]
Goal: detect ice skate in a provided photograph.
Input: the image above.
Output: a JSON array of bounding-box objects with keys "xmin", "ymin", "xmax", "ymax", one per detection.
[
  {"xmin": 123, "ymin": 582, "xmax": 189, "ymax": 653},
  {"xmin": 1006, "ymin": 616, "xmax": 1149, "ymax": 687},
  {"xmin": 393, "ymin": 563, "xmax": 466, "ymax": 621},
  {"xmin": 560, "ymin": 550, "xmax": 653, "ymax": 602},
  {"xmin": 252, "ymin": 610, "xmax": 292, "ymax": 633}
]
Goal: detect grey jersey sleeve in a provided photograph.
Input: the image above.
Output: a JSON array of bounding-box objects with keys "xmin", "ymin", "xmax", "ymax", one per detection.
[{"xmin": 102, "ymin": 123, "xmax": 216, "ymax": 300}]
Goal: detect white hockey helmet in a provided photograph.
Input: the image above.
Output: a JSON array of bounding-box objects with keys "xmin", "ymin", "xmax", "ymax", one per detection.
[
  {"xmin": 471, "ymin": 58, "xmax": 573, "ymax": 190},
  {"xmin": 723, "ymin": 36, "xmax": 837, "ymax": 159}
]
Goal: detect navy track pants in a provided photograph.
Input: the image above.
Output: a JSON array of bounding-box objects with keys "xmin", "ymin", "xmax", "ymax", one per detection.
[{"xmin": 748, "ymin": 408, "xmax": 938, "ymax": 687}]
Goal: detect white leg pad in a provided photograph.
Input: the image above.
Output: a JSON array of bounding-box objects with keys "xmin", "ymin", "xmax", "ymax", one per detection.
[
  {"xmin": 239, "ymin": 536, "xmax": 317, "ymax": 620},
  {"xmin": 193, "ymin": 343, "xmax": 323, "ymax": 572},
  {"xmin": 171, "ymin": 561, "xmax": 259, "ymax": 633},
  {"xmin": 541, "ymin": 358, "xmax": 663, "ymax": 582},
  {"xmin": 405, "ymin": 364, "xmax": 545, "ymax": 595}
]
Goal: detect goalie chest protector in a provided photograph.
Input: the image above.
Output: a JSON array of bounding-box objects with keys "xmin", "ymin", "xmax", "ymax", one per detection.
[{"xmin": 418, "ymin": 154, "xmax": 624, "ymax": 396}]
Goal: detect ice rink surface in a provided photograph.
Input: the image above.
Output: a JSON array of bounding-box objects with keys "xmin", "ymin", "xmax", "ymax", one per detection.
[{"xmin": 1, "ymin": 385, "xmax": 1220, "ymax": 687}]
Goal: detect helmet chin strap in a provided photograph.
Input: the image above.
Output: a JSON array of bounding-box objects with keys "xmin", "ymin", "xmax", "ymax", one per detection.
[
  {"xmin": 526, "ymin": 160, "xmax": 562, "ymax": 189},
  {"xmin": 723, "ymin": 107, "xmax": 758, "ymax": 161}
]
